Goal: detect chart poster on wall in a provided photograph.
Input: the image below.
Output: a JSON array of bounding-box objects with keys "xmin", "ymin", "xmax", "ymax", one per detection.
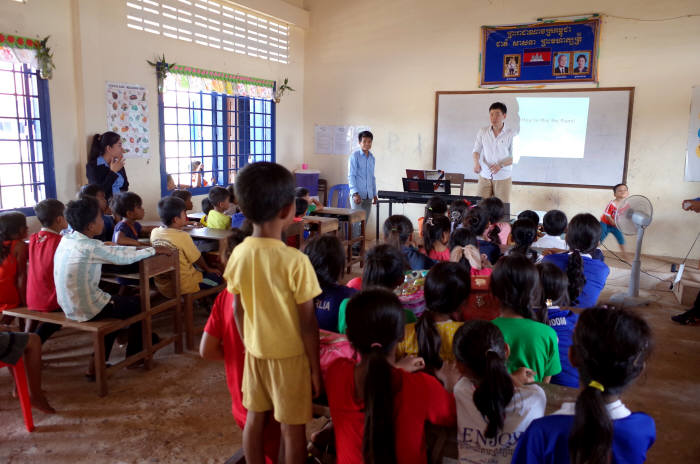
[
  {"xmin": 314, "ymin": 125, "xmax": 371, "ymax": 155},
  {"xmin": 105, "ymin": 82, "xmax": 150, "ymax": 158},
  {"xmin": 686, "ymin": 86, "xmax": 700, "ymax": 182},
  {"xmin": 481, "ymin": 18, "xmax": 600, "ymax": 86}
]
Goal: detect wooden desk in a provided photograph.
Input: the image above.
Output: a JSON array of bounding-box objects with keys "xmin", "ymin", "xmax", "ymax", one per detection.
[
  {"xmin": 311, "ymin": 207, "xmax": 366, "ymax": 272},
  {"xmin": 187, "ymin": 212, "xmax": 205, "ymax": 221},
  {"xmin": 187, "ymin": 227, "xmax": 233, "ymax": 262},
  {"xmin": 303, "ymin": 216, "xmax": 339, "ymax": 236},
  {"xmin": 284, "ymin": 221, "xmax": 304, "ymax": 249}
]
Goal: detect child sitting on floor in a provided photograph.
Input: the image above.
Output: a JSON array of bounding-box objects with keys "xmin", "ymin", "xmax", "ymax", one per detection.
[
  {"xmin": 423, "ymin": 215, "xmax": 452, "ymax": 262},
  {"xmin": 507, "ymin": 218, "xmax": 539, "ymax": 263},
  {"xmin": 0, "ymin": 211, "xmax": 28, "ymax": 322},
  {"xmin": 452, "ymin": 320, "xmax": 545, "ymax": 464},
  {"xmin": 78, "ymin": 184, "xmax": 114, "ymax": 242},
  {"xmin": 418, "ymin": 195, "xmax": 448, "ymax": 238},
  {"xmin": 538, "ymin": 262, "xmax": 579, "ymax": 388},
  {"xmin": 534, "ymin": 209, "xmax": 568, "ymax": 251},
  {"xmin": 26, "ymin": 199, "xmax": 67, "ymax": 343},
  {"xmin": 150, "ymin": 197, "xmax": 223, "ymax": 298},
  {"xmin": 325, "ymin": 289, "xmax": 456, "ymax": 464},
  {"xmin": 111, "ymin": 192, "xmax": 153, "ymax": 246},
  {"xmin": 449, "ymin": 227, "xmax": 492, "ymax": 276},
  {"xmin": 463, "ymin": 206, "xmax": 501, "ymax": 264},
  {"xmin": 304, "ymin": 235, "xmax": 356, "ymax": 333},
  {"xmin": 491, "ymin": 255, "xmax": 561, "ymax": 383},
  {"xmin": 397, "ymin": 262, "xmax": 470, "ymax": 374},
  {"xmin": 513, "ymin": 307, "xmax": 655, "ymax": 464},
  {"xmin": 482, "ymin": 196, "xmax": 511, "ymax": 248},
  {"xmin": 600, "ymin": 183, "xmax": 629, "ymax": 253},
  {"xmin": 384, "ymin": 215, "xmax": 435, "ymax": 271},
  {"xmin": 448, "ymin": 199, "xmax": 470, "ymax": 232},
  {"xmin": 202, "ymin": 186, "xmax": 232, "ymax": 230}
]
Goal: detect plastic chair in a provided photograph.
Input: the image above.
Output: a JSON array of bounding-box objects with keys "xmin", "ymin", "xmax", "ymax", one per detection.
[
  {"xmin": 327, "ymin": 184, "xmax": 350, "ymax": 208},
  {"xmin": 0, "ymin": 358, "xmax": 35, "ymax": 432}
]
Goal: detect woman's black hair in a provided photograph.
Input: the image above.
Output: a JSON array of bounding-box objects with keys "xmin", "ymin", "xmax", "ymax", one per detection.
[
  {"xmin": 422, "ymin": 215, "xmax": 451, "ymax": 255},
  {"xmin": 345, "ymin": 289, "xmax": 405, "ymax": 464},
  {"xmin": 362, "ymin": 244, "xmax": 407, "ymax": 290},
  {"xmin": 0, "ymin": 211, "xmax": 27, "ymax": 261},
  {"xmin": 510, "ymin": 219, "xmax": 538, "ymax": 263},
  {"xmin": 111, "ymin": 192, "xmax": 142, "ymax": 218},
  {"xmin": 304, "ymin": 235, "xmax": 345, "ymax": 288},
  {"xmin": 295, "ymin": 198, "xmax": 308, "ymax": 217},
  {"xmin": 424, "ymin": 196, "xmax": 447, "ymax": 220},
  {"xmin": 481, "ymin": 197, "xmax": 505, "ymax": 245},
  {"xmin": 568, "ymin": 306, "xmax": 652, "ymax": 464},
  {"xmin": 517, "ymin": 210, "xmax": 540, "ymax": 225},
  {"xmin": 453, "ymin": 320, "xmax": 514, "ymax": 439},
  {"xmin": 383, "ymin": 215, "xmax": 413, "ymax": 249},
  {"xmin": 201, "ymin": 198, "xmax": 213, "ymax": 215},
  {"xmin": 491, "ymin": 255, "xmax": 542, "ymax": 321},
  {"xmin": 448, "ymin": 228, "xmax": 478, "ymax": 270},
  {"xmin": 417, "ymin": 262, "xmax": 470, "ymax": 373},
  {"xmin": 64, "ymin": 197, "xmax": 101, "ymax": 234},
  {"xmin": 537, "ymin": 262, "xmax": 570, "ymax": 310},
  {"xmin": 88, "ymin": 131, "xmax": 121, "ymax": 163},
  {"xmin": 542, "ymin": 209, "xmax": 567, "ymax": 237},
  {"xmin": 463, "ymin": 206, "xmax": 489, "ymax": 237},
  {"xmin": 449, "ymin": 200, "xmax": 470, "ymax": 229},
  {"xmin": 565, "ymin": 213, "xmax": 601, "ymax": 306}
]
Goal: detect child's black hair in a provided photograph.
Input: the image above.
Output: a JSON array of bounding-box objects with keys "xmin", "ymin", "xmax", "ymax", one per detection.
[
  {"xmin": 201, "ymin": 198, "xmax": 213, "ymax": 215},
  {"xmin": 491, "ymin": 254, "xmax": 542, "ymax": 321},
  {"xmin": 422, "ymin": 215, "xmax": 451, "ymax": 255},
  {"xmin": 510, "ymin": 218, "xmax": 538, "ymax": 263},
  {"xmin": 448, "ymin": 228, "xmax": 478, "ymax": 270},
  {"xmin": 208, "ymin": 186, "xmax": 230, "ymax": 207},
  {"xmin": 158, "ymin": 196, "xmax": 186, "ymax": 226},
  {"xmin": 295, "ymin": 198, "xmax": 308, "ymax": 217},
  {"xmin": 235, "ymin": 162, "xmax": 295, "ymax": 224},
  {"xmin": 449, "ymin": 200, "xmax": 470, "ymax": 230},
  {"xmin": 0, "ymin": 211, "xmax": 27, "ymax": 261},
  {"xmin": 170, "ymin": 189, "xmax": 192, "ymax": 203},
  {"xmin": 612, "ymin": 183, "xmax": 627, "ymax": 194},
  {"xmin": 111, "ymin": 192, "xmax": 142, "ymax": 218},
  {"xmin": 345, "ymin": 289, "xmax": 405, "ymax": 464},
  {"xmin": 537, "ymin": 262, "xmax": 570, "ymax": 310},
  {"xmin": 489, "ymin": 102, "xmax": 507, "ymax": 114},
  {"xmin": 383, "ymin": 215, "xmax": 413, "ymax": 249},
  {"xmin": 417, "ymin": 262, "xmax": 470, "ymax": 373},
  {"xmin": 64, "ymin": 197, "xmax": 100, "ymax": 234},
  {"xmin": 227, "ymin": 184, "xmax": 236, "ymax": 203},
  {"xmin": 568, "ymin": 307, "xmax": 652, "ymax": 464},
  {"xmin": 542, "ymin": 209, "xmax": 567, "ymax": 237},
  {"xmin": 295, "ymin": 186, "xmax": 309, "ymax": 197},
  {"xmin": 224, "ymin": 227, "xmax": 252, "ymax": 261},
  {"xmin": 517, "ymin": 210, "xmax": 540, "ymax": 225},
  {"xmin": 424, "ymin": 196, "xmax": 448, "ymax": 221},
  {"xmin": 463, "ymin": 206, "xmax": 489, "ymax": 237},
  {"xmin": 34, "ymin": 199, "xmax": 65, "ymax": 228},
  {"xmin": 481, "ymin": 197, "xmax": 506, "ymax": 245},
  {"xmin": 565, "ymin": 213, "xmax": 601, "ymax": 306},
  {"xmin": 362, "ymin": 244, "xmax": 407, "ymax": 290},
  {"xmin": 304, "ymin": 235, "xmax": 345, "ymax": 288},
  {"xmin": 453, "ymin": 320, "xmax": 514, "ymax": 439},
  {"xmin": 78, "ymin": 184, "xmax": 104, "ymax": 200},
  {"xmin": 358, "ymin": 130, "xmax": 373, "ymax": 142},
  {"xmin": 88, "ymin": 131, "xmax": 121, "ymax": 163}
]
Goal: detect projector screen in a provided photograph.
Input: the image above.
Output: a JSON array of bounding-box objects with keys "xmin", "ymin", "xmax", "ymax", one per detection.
[{"xmin": 434, "ymin": 88, "xmax": 634, "ymax": 188}]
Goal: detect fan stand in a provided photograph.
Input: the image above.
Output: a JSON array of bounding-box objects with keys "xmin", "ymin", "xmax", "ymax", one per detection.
[{"xmin": 609, "ymin": 225, "xmax": 650, "ymax": 308}]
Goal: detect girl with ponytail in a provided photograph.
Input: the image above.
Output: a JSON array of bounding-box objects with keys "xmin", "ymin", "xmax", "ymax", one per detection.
[
  {"xmin": 481, "ymin": 196, "xmax": 511, "ymax": 246},
  {"xmin": 542, "ymin": 213, "xmax": 610, "ymax": 307},
  {"xmin": 325, "ymin": 289, "xmax": 456, "ymax": 464},
  {"xmin": 513, "ymin": 306, "xmax": 655, "ymax": 464},
  {"xmin": 452, "ymin": 320, "xmax": 545, "ymax": 464},
  {"xmin": 463, "ymin": 206, "xmax": 501, "ymax": 264},
  {"xmin": 396, "ymin": 262, "xmax": 470, "ymax": 374},
  {"xmin": 422, "ymin": 215, "xmax": 452, "ymax": 261},
  {"xmin": 491, "ymin": 255, "xmax": 562, "ymax": 383},
  {"xmin": 507, "ymin": 218, "xmax": 539, "ymax": 263},
  {"xmin": 383, "ymin": 215, "xmax": 435, "ymax": 271},
  {"xmin": 86, "ymin": 131, "xmax": 129, "ymax": 199}
]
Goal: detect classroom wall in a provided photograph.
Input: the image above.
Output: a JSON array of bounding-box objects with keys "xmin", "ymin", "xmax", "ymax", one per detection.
[
  {"xmin": 0, "ymin": 0, "xmax": 307, "ymax": 226},
  {"xmin": 302, "ymin": 0, "xmax": 700, "ymax": 259}
]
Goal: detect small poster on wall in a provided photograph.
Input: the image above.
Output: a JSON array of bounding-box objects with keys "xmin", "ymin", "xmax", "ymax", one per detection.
[
  {"xmin": 686, "ymin": 86, "xmax": 700, "ymax": 182},
  {"xmin": 314, "ymin": 125, "xmax": 371, "ymax": 155},
  {"xmin": 105, "ymin": 82, "xmax": 150, "ymax": 158}
]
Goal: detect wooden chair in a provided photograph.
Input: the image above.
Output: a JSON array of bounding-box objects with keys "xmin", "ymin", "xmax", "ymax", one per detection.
[
  {"xmin": 444, "ymin": 172, "xmax": 464, "ymax": 196},
  {"xmin": 318, "ymin": 178, "xmax": 328, "ymax": 206},
  {"xmin": 183, "ymin": 283, "xmax": 227, "ymax": 351}
]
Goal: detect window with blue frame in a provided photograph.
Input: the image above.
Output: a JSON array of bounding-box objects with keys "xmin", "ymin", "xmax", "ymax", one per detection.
[
  {"xmin": 160, "ymin": 78, "xmax": 274, "ymax": 196},
  {"xmin": 0, "ymin": 62, "xmax": 55, "ymax": 213}
]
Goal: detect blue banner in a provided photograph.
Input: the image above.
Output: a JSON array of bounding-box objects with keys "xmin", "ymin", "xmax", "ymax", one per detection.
[{"xmin": 481, "ymin": 19, "xmax": 600, "ymax": 86}]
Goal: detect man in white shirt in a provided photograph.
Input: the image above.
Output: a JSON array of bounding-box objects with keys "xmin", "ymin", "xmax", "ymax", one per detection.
[{"xmin": 472, "ymin": 102, "xmax": 516, "ymax": 203}]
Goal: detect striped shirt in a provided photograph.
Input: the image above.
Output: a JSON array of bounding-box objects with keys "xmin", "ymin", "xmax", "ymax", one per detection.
[{"xmin": 54, "ymin": 231, "xmax": 155, "ymax": 322}]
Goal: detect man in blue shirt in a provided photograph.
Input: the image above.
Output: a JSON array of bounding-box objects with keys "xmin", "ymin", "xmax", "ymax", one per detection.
[{"xmin": 348, "ymin": 131, "xmax": 377, "ymax": 249}]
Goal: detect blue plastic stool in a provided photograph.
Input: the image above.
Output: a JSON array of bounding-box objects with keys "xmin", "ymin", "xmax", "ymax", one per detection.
[{"xmin": 327, "ymin": 184, "xmax": 350, "ymax": 208}]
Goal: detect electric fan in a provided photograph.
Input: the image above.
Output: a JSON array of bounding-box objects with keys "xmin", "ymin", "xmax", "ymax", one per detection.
[{"xmin": 609, "ymin": 195, "xmax": 653, "ymax": 307}]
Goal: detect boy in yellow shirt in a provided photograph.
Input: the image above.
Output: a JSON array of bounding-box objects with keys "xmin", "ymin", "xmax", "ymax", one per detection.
[
  {"xmin": 150, "ymin": 197, "xmax": 223, "ymax": 298},
  {"xmin": 224, "ymin": 162, "xmax": 322, "ymax": 463},
  {"xmin": 202, "ymin": 186, "xmax": 231, "ymax": 229}
]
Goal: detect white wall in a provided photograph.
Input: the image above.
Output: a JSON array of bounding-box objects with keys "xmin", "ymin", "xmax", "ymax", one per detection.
[{"xmin": 302, "ymin": 0, "xmax": 700, "ymax": 258}]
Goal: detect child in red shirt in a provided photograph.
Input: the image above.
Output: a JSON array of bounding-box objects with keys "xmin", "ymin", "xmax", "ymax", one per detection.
[
  {"xmin": 0, "ymin": 211, "xmax": 28, "ymax": 323},
  {"xmin": 325, "ymin": 289, "xmax": 456, "ymax": 464},
  {"xmin": 27, "ymin": 199, "xmax": 68, "ymax": 342}
]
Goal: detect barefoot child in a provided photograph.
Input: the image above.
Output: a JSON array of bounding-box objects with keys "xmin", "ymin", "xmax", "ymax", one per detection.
[{"xmin": 0, "ymin": 212, "xmax": 28, "ymax": 322}]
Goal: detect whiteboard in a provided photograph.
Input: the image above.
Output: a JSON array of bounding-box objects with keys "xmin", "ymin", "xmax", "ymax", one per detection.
[{"xmin": 433, "ymin": 88, "xmax": 634, "ymax": 188}]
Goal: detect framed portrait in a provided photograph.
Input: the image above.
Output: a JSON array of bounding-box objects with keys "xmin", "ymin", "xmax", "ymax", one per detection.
[
  {"xmin": 502, "ymin": 54, "xmax": 521, "ymax": 78},
  {"xmin": 552, "ymin": 52, "xmax": 572, "ymax": 75},
  {"xmin": 572, "ymin": 51, "xmax": 591, "ymax": 74}
]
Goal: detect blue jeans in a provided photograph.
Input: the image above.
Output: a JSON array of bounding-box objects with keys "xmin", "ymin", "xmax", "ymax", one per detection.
[{"xmin": 600, "ymin": 222, "xmax": 625, "ymax": 245}]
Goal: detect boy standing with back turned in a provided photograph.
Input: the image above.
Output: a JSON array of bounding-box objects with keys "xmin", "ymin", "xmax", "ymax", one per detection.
[{"xmin": 224, "ymin": 162, "xmax": 322, "ymax": 464}]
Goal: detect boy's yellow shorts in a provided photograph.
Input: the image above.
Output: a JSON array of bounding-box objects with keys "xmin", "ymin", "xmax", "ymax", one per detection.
[{"xmin": 242, "ymin": 352, "xmax": 312, "ymax": 425}]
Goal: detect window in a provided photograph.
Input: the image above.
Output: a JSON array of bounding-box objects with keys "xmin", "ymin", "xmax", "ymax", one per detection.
[
  {"xmin": 160, "ymin": 74, "xmax": 274, "ymax": 195},
  {"xmin": 126, "ymin": 0, "xmax": 290, "ymax": 64},
  {"xmin": 0, "ymin": 62, "xmax": 55, "ymax": 214}
]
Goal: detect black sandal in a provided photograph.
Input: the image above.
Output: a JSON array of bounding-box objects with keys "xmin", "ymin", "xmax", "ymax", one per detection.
[{"xmin": 671, "ymin": 309, "xmax": 699, "ymax": 325}]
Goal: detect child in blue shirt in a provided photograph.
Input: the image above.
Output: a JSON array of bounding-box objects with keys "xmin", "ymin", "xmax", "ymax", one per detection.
[
  {"xmin": 463, "ymin": 206, "xmax": 501, "ymax": 264},
  {"xmin": 78, "ymin": 184, "xmax": 114, "ymax": 242},
  {"xmin": 383, "ymin": 215, "xmax": 435, "ymax": 271},
  {"xmin": 111, "ymin": 192, "xmax": 151, "ymax": 246},
  {"xmin": 512, "ymin": 306, "xmax": 655, "ymax": 464}
]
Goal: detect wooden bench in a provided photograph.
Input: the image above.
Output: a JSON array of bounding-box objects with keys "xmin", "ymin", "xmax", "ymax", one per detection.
[
  {"xmin": 4, "ymin": 252, "xmax": 183, "ymax": 397},
  {"xmin": 183, "ymin": 283, "xmax": 227, "ymax": 351},
  {"xmin": 311, "ymin": 207, "xmax": 366, "ymax": 272}
]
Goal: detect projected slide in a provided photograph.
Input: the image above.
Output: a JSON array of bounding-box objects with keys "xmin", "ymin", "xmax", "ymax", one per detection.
[{"xmin": 513, "ymin": 97, "xmax": 590, "ymax": 159}]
